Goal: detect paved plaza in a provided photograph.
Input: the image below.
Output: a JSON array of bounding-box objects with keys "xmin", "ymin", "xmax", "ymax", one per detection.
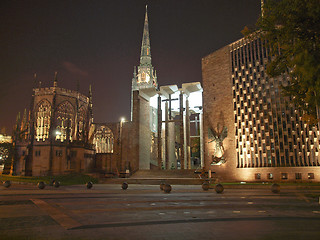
[{"xmin": 1, "ymin": 183, "xmax": 320, "ymax": 239}]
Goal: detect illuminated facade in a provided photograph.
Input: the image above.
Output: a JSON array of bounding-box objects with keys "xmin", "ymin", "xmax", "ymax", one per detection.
[
  {"xmin": 203, "ymin": 34, "xmax": 320, "ymax": 182},
  {"xmin": 0, "ymin": 134, "xmax": 12, "ymax": 173},
  {"xmin": 14, "ymin": 74, "xmax": 95, "ymax": 176}
]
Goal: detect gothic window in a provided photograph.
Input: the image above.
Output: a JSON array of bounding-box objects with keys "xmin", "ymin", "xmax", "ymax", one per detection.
[
  {"xmin": 35, "ymin": 100, "xmax": 51, "ymax": 141},
  {"xmin": 93, "ymin": 126, "xmax": 114, "ymax": 153},
  {"xmin": 77, "ymin": 105, "xmax": 87, "ymax": 141},
  {"xmin": 55, "ymin": 101, "xmax": 75, "ymax": 142}
]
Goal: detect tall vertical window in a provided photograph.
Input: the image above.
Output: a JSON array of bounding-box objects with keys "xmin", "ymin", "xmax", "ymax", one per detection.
[
  {"xmin": 55, "ymin": 101, "xmax": 75, "ymax": 142},
  {"xmin": 93, "ymin": 126, "xmax": 114, "ymax": 153},
  {"xmin": 77, "ymin": 105, "xmax": 87, "ymax": 141},
  {"xmin": 35, "ymin": 100, "xmax": 51, "ymax": 141}
]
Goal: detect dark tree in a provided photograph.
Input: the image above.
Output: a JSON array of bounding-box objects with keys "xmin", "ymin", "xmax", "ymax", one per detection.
[{"xmin": 257, "ymin": 0, "xmax": 320, "ymax": 123}]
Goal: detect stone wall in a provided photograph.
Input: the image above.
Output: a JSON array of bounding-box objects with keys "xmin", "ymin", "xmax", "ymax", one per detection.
[{"xmin": 202, "ymin": 45, "xmax": 237, "ymax": 181}]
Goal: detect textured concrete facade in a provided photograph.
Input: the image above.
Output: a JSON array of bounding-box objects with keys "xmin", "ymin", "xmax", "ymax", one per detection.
[{"xmin": 202, "ymin": 36, "xmax": 320, "ymax": 182}]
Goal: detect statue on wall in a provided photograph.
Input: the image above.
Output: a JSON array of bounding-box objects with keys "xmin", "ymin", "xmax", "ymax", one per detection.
[{"xmin": 208, "ymin": 125, "xmax": 228, "ymax": 165}]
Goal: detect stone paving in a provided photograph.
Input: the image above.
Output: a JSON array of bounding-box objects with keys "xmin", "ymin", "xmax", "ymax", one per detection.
[{"xmin": 0, "ymin": 184, "xmax": 320, "ymax": 239}]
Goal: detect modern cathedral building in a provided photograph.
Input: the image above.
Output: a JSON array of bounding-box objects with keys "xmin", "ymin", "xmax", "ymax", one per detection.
[{"xmin": 202, "ymin": 33, "xmax": 320, "ymax": 182}]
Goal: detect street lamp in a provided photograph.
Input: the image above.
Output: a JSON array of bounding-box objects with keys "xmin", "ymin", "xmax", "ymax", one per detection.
[{"xmin": 119, "ymin": 117, "xmax": 128, "ymax": 176}]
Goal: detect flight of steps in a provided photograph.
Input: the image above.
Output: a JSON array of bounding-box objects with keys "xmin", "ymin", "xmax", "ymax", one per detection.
[{"xmin": 101, "ymin": 169, "xmax": 204, "ymax": 185}]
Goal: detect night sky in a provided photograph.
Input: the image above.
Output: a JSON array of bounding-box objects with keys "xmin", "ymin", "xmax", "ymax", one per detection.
[{"xmin": 0, "ymin": 0, "xmax": 261, "ymax": 134}]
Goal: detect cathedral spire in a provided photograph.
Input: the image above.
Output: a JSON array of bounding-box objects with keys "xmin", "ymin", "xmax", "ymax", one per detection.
[
  {"xmin": 88, "ymin": 84, "xmax": 93, "ymax": 119},
  {"xmin": 140, "ymin": 5, "xmax": 151, "ymax": 66},
  {"xmin": 53, "ymin": 72, "xmax": 58, "ymax": 87}
]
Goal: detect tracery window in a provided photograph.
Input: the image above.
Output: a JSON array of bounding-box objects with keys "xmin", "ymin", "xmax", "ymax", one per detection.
[
  {"xmin": 93, "ymin": 126, "xmax": 114, "ymax": 153},
  {"xmin": 77, "ymin": 105, "xmax": 87, "ymax": 141},
  {"xmin": 35, "ymin": 100, "xmax": 51, "ymax": 141},
  {"xmin": 55, "ymin": 101, "xmax": 74, "ymax": 142}
]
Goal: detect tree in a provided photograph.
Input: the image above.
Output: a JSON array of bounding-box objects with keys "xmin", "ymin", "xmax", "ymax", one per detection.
[{"xmin": 257, "ymin": 0, "xmax": 320, "ymax": 123}]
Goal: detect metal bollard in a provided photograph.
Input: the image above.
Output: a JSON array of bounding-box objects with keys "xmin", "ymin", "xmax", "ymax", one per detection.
[
  {"xmin": 163, "ymin": 184, "xmax": 172, "ymax": 193},
  {"xmin": 160, "ymin": 182, "xmax": 165, "ymax": 191},
  {"xmin": 271, "ymin": 183, "xmax": 280, "ymax": 193},
  {"xmin": 86, "ymin": 182, "xmax": 93, "ymax": 189},
  {"xmin": 3, "ymin": 181, "xmax": 11, "ymax": 188},
  {"xmin": 122, "ymin": 182, "xmax": 128, "ymax": 190},
  {"xmin": 49, "ymin": 179, "xmax": 55, "ymax": 186},
  {"xmin": 215, "ymin": 183, "xmax": 224, "ymax": 193},
  {"xmin": 54, "ymin": 181, "xmax": 60, "ymax": 188},
  {"xmin": 37, "ymin": 181, "xmax": 45, "ymax": 189},
  {"xmin": 202, "ymin": 182, "xmax": 210, "ymax": 191}
]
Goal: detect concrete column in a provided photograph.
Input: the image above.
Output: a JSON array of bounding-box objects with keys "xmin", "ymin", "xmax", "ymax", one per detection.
[
  {"xmin": 200, "ymin": 111, "xmax": 204, "ymax": 168},
  {"xmin": 179, "ymin": 92, "xmax": 185, "ymax": 169},
  {"xmin": 157, "ymin": 94, "xmax": 162, "ymax": 169},
  {"xmin": 168, "ymin": 122, "xmax": 176, "ymax": 169},
  {"xmin": 185, "ymin": 98, "xmax": 191, "ymax": 169},
  {"xmin": 165, "ymin": 101, "xmax": 169, "ymax": 170},
  {"xmin": 183, "ymin": 99, "xmax": 187, "ymax": 170}
]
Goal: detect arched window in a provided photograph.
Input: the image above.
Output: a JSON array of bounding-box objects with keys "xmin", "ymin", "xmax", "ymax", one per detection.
[
  {"xmin": 77, "ymin": 105, "xmax": 87, "ymax": 141},
  {"xmin": 55, "ymin": 101, "xmax": 74, "ymax": 142},
  {"xmin": 93, "ymin": 126, "xmax": 114, "ymax": 153},
  {"xmin": 35, "ymin": 100, "xmax": 51, "ymax": 141}
]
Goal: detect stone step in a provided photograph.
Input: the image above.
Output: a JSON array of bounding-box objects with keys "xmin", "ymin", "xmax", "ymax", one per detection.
[
  {"xmin": 131, "ymin": 169, "xmax": 199, "ymax": 179},
  {"xmin": 100, "ymin": 178, "xmax": 204, "ymax": 185}
]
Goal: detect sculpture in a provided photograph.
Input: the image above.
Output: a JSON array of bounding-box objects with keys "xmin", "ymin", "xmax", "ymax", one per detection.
[{"xmin": 208, "ymin": 125, "xmax": 228, "ymax": 165}]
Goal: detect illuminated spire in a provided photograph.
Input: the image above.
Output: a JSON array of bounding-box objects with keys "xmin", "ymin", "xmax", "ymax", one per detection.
[
  {"xmin": 21, "ymin": 109, "xmax": 27, "ymax": 131},
  {"xmin": 89, "ymin": 84, "xmax": 93, "ymax": 119},
  {"xmin": 33, "ymin": 73, "xmax": 37, "ymax": 87},
  {"xmin": 53, "ymin": 72, "xmax": 58, "ymax": 87},
  {"xmin": 140, "ymin": 5, "xmax": 151, "ymax": 66},
  {"xmin": 15, "ymin": 112, "xmax": 21, "ymax": 131},
  {"xmin": 77, "ymin": 79, "xmax": 80, "ymax": 92}
]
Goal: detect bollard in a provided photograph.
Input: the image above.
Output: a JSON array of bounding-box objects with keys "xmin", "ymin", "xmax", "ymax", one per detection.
[
  {"xmin": 54, "ymin": 181, "xmax": 60, "ymax": 188},
  {"xmin": 215, "ymin": 183, "xmax": 224, "ymax": 193},
  {"xmin": 202, "ymin": 182, "xmax": 210, "ymax": 191},
  {"xmin": 163, "ymin": 184, "xmax": 172, "ymax": 193},
  {"xmin": 3, "ymin": 180, "xmax": 11, "ymax": 188},
  {"xmin": 49, "ymin": 179, "xmax": 55, "ymax": 186},
  {"xmin": 160, "ymin": 182, "xmax": 165, "ymax": 191},
  {"xmin": 86, "ymin": 182, "xmax": 93, "ymax": 189},
  {"xmin": 37, "ymin": 181, "xmax": 45, "ymax": 189},
  {"xmin": 122, "ymin": 182, "xmax": 128, "ymax": 190},
  {"xmin": 271, "ymin": 183, "xmax": 280, "ymax": 193}
]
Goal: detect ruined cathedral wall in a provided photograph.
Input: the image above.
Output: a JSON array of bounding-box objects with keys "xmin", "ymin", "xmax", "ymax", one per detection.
[
  {"xmin": 202, "ymin": 45, "xmax": 237, "ymax": 181},
  {"xmin": 121, "ymin": 121, "xmax": 138, "ymax": 172},
  {"xmin": 32, "ymin": 145, "xmax": 50, "ymax": 176}
]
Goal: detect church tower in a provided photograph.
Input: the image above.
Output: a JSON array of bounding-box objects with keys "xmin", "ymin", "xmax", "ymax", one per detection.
[{"xmin": 132, "ymin": 5, "xmax": 158, "ymax": 92}]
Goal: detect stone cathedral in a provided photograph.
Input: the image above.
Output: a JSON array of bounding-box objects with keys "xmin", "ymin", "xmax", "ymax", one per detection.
[{"xmin": 12, "ymin": 6, "xmax": 203, "ymax": 177}]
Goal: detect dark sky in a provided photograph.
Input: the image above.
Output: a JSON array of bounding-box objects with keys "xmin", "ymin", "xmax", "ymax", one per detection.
[{"xmin": 0, "ymin": 0, "xmax": 261, "ymax": 134}]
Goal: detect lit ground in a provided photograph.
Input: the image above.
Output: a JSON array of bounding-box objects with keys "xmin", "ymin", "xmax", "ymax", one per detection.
[{"xmin": 1, "ymin": 184, "xmax": 320, "ymax": 240}]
